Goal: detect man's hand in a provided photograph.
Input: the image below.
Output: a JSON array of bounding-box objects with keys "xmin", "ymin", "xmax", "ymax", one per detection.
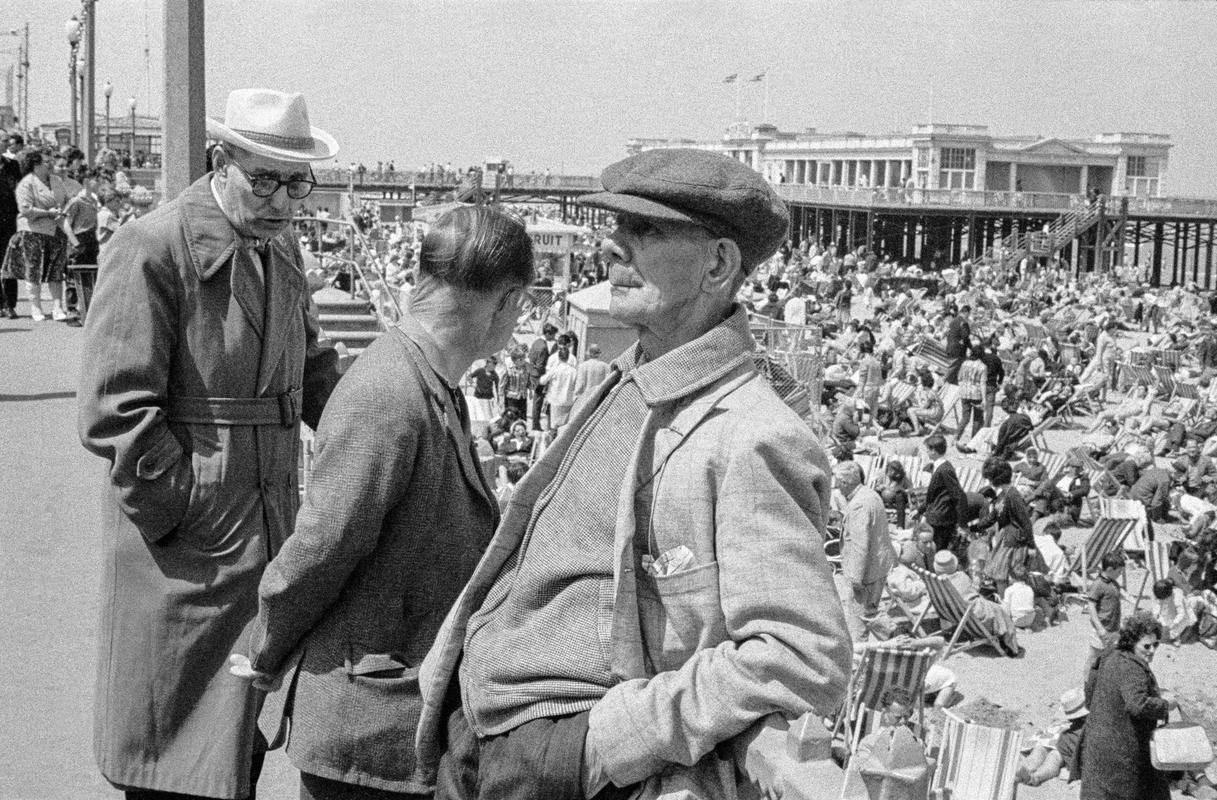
[{"xmin": 227, "ymin": 653, "xmax": 282, "ymax": 692}]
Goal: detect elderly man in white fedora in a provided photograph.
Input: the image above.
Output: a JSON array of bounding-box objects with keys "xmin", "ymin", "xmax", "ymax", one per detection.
[{"xmin": 78, "ymin": 88, "xmax": 342, "ymax": 800}]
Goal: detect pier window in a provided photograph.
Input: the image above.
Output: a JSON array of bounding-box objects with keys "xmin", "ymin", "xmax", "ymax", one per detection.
[
  {"xmin": 938, "ymin": 147, "xmax": 976, "ymax": 190},
  {"xmin": 1126, "ymin": 155, "xmax": 1160, "ymax": 197}
]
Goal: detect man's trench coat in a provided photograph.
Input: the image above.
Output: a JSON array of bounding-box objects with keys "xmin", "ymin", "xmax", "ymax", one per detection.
[{"xmin": 78, "ymin": 174, "xmax": 339, "ymax": 799}]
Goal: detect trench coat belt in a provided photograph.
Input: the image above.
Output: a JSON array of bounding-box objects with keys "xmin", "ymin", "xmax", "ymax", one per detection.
[{"xmin": 166, "ymin": 388, "xmax": 302, "ymax": 428}]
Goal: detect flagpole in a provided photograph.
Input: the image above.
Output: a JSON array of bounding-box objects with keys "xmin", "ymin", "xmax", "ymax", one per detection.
[
  {"xmin": 763, "ymin": 69, "xmax": 770, "ymax": 122},
  {"xmin": 735, "ymin": 78, "xmax": 741, "ymax": 122}
]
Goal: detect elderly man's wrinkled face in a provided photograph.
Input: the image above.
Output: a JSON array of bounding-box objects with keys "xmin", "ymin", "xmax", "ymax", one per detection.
[
  {"xmin": 216, "ymin": 147, "xmax": 311, "ymax": 240},
  {"xmin": 603, "ymin": 212, "xmax": 717, "ymax": 333}
]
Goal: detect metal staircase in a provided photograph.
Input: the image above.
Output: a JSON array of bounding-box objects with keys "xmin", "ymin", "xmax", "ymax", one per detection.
[
  {"xmin": 313, "ymin": 292, "xmax": 381, "ymax": 360},
  {"xmin": 987, "ymin": 199, "xmax": 1106, "ymax": 271},
  {"xmin": 298, "ymin": 216, "xmax": 402, "ymax": 366}
]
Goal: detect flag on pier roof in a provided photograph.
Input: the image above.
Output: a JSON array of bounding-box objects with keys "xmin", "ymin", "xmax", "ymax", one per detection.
[
  {"xmin": 723, "ymin": 73, "xmax": 738, "ymax": 83},
  {"xmin": 750, "ymin": 71, "xmax": 767, "ymax": 82}
]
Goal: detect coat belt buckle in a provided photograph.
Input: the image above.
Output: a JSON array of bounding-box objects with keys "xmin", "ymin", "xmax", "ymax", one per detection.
[{"xmin": 278, "ymin": 390, "xmax": 298, "ymax": 428}]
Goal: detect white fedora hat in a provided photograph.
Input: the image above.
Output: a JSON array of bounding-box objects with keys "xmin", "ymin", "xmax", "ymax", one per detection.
[{"xmin": 206, "ymin": 88, "xmax": 338, "ymax": 162}]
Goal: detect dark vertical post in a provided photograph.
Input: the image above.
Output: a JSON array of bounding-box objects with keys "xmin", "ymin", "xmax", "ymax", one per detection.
[
  {"xmin": 1171, "ymin": 222, "xmax": 1181, "ymax": 286},
  {"xmin": 1205, "ymin": 222, "xmax": 1214, "ymax": 290},
  {"xmin": 865, "ymin": 209, "xmax": 874, "ymax": 254},
  {"xmin": 1150, "ymin": 222, "xmax": 1164, "ymax": 287},
  {"xmin": 82, "ymin": 0, "xmax": 96, "ymax": 163},
  {"xmin": 162, "ymin": 0, "xmax": 206, "ymax": 202},
  {"xmin": 1195, "ymin": 221, "xmax": 1204, "ymax": 285}
]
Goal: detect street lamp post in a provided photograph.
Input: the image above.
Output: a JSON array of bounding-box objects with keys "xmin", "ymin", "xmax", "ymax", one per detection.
[
  {"xmin": 128, "ymin": 96, "xmax": 137, "ymax": 167},
  {"xmin": 65, "ymin": 15, "xmax": 81, "ymax": 146},
  {"xmin": 103, "ymin": 80, "xmax": 112, "ymax": 150}
]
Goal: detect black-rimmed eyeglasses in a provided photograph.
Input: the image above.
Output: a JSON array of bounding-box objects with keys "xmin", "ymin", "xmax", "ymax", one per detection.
[
  {"xmin": 226, "ymin": 153, "xmax": 316, "ymax": 200},
  {"xmin": 497, "ymin": 287, "xmax": 537, "ymax": 315}
]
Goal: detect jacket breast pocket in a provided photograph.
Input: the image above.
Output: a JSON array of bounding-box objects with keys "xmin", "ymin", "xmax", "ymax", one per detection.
[{"xmin": 636, "ymin": 561, "xmax": 727, "ymax": 674}]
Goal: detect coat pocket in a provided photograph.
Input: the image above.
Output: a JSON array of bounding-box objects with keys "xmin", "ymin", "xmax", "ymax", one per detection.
[
  {"xmin": 123, "ymin": 429, "xmax": 194, "ymax": 542},
  {"xmin": 636, "ymin": 561, "xmax": 727, "ymax": 674},
  {"xmin": 172, "ymin": 426, "xmax": 240, "ymax": 552}
]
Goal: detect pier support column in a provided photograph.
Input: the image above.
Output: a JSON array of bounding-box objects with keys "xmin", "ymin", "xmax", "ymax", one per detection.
[{"xmin": 162, "ymin": 0, "xmax": 206, "ymax": 201}]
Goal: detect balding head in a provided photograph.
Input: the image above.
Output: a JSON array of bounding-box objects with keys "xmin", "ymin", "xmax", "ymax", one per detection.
[{"xmin": 833, "ymin": 460, "xmax": 864, "ymax": 495}]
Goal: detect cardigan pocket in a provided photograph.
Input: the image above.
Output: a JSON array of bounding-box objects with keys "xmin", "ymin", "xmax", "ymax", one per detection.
[{"xmin": 636, "ymin": 561, "xmax": 727, "ymax": 674}]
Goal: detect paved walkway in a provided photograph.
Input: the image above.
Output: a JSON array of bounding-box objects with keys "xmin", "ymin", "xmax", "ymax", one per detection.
[{"xmin": 0, "ymin": 303, "xmax": 294, "ymax": 799}]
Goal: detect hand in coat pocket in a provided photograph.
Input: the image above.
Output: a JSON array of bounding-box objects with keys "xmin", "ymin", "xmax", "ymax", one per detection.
[{"xmin": 121, "ymin": 428, "xmax": 194, "ymax": 543}]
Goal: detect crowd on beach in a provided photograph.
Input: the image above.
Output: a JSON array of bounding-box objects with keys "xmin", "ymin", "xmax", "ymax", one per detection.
[{"xmin": 6, "ymin": 105, "xmax": 1217, "ymax": 798}]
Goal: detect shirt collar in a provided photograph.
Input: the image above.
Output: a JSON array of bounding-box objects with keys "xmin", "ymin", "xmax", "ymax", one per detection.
[
  {"xmin": 611, "ymin": 304, "xmax": 756, "ymax": 406},
  {"xmin": 397, "ymin": 309, "xmax": 460, "ymax": 391}
]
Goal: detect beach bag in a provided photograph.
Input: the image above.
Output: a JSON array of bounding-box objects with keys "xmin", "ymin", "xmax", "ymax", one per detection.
[{"xmin": 1150, "ymin": 710, "xmax": 1214, "ymax": 772}]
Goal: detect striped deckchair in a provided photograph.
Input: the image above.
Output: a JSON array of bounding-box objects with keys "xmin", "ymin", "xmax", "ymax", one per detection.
[
  {"xmin": 1068, "ymin": 517, "xmax": 1135, "ymax": 582},
  {"xmin": 1154, "ymin": 365, "xmax": 1177, "ymax": 398},
  {"xmin": 1037, "ymin": 451, "xmax": 1068, "ymax": 483},
  {"xmin": 912, "ymin": 566, "xmax": 1008, "ymax": 658},
  {"xmin": 957, "ymin": 465, "xmax": 986, "ymax": 495},
  {"xmin": 855, "ymin": 453, "xmax": 884, "ymax": 489},
  {"xmin": 1174, "ymin": 381, "xmax": 1201, "ymax": 401},
  {"xmin": 834, "ymin": 637, "xmax": 945, "ymax": 757},
  {"xmin": 929, "ymin": 383, "xmax": 962, "ymax": 436},
  {"xmin": 1098, "ymin": 497, "xmax": 1149, "ymax": 551},
  {"xmin": 1118, "ymin": 362, "xmax": 1157, "ymax": 391},
  {"xmin": 1156, "ymin": 349, "xmax": 1183, "ymax": 370},
  {"xmin": 888, "ymin": 454, "xmax": 931, "ymax": 489},
  {"xmin": 1132, "ymin": 539, "xmax": 1173, "ymax": 613},
  {"xmin": 888, "ymin": 381, "xmax": 916, "ymax": 407},
  {"xmin": 930, "ymin": 713, "xmax": 1023, "ymax": 800},
  {"xmin": 917, "ymin": 339, "xmax": 952, "ymax": 373}
]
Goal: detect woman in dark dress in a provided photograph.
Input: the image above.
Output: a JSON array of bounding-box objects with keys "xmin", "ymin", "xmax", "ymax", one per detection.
[
  {"xmin": 1077, "ymin": 612, "xmax": 1175, "ymax": 800},
  {"xmin": 977, "ymin": 457, "xmax": 1037, "ymax": 595}
]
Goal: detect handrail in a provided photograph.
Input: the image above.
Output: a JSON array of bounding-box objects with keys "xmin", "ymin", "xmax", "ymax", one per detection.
[{"xmin": 294, "ymin": 216, "xmax": 402, "ymax": 327}]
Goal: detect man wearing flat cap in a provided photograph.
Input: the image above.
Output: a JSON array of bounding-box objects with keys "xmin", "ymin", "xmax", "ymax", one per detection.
[
  {"xmin": 78, "ymin": 89, "xmax": 341, "ymax": 799},
  {"xmin": 415, "ymin": 148, "xmax": 850, "ymax": 799}
]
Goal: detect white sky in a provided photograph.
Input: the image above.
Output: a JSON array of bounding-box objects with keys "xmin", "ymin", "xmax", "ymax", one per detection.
[{"xmin": 7, "ymin": 0, "xmax": 1217, "ymax": 195}]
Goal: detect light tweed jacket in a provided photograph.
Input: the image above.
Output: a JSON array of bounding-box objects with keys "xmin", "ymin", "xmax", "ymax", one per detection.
[{"xmin": 414, "ymin": 306, "xmax": 851, "ymax": 798}]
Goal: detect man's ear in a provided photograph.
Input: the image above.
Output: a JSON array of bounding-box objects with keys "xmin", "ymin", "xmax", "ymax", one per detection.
[
  {"xmin": 211, "ymin": 147, "xmax": 228, "ymax": 177},
  {"xmin": 702, "ymin": 237, "xmax": 743, "ymax": 294}
]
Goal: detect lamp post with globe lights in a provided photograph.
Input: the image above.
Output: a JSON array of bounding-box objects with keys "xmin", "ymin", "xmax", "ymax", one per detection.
[{"xmin": 103, "ymin": 80, "xmax": 113, "ymax": 151}]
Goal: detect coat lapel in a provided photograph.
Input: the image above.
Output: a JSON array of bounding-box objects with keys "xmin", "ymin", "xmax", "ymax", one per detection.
[
  {"xmin": 256, "ymin": 237, "xmax": 306, "ymax": 396},
  {"xmin": 393, "ymin": 328, "xmax": 496, "ymax": 516},
  {"xmin": 230, "ymin": 245, "xmax": 264, "ymax": 339},
  {"xmin": 637, "ymin": 371, "xmax": 753, "ymax": 486},
  {"xmin": 445, "ymin": 392, "xmax": 497, "ymax": 516}
]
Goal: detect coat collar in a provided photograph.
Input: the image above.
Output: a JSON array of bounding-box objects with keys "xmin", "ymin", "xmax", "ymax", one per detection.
[{"xmin": 614, "ymin": 304, "xmax": 756, "ymax": 407}]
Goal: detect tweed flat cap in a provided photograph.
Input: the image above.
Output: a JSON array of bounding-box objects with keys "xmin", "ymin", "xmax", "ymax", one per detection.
[{"xmin": 579, "ymin": 148, "xmax": 789, "ymax": 271}]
